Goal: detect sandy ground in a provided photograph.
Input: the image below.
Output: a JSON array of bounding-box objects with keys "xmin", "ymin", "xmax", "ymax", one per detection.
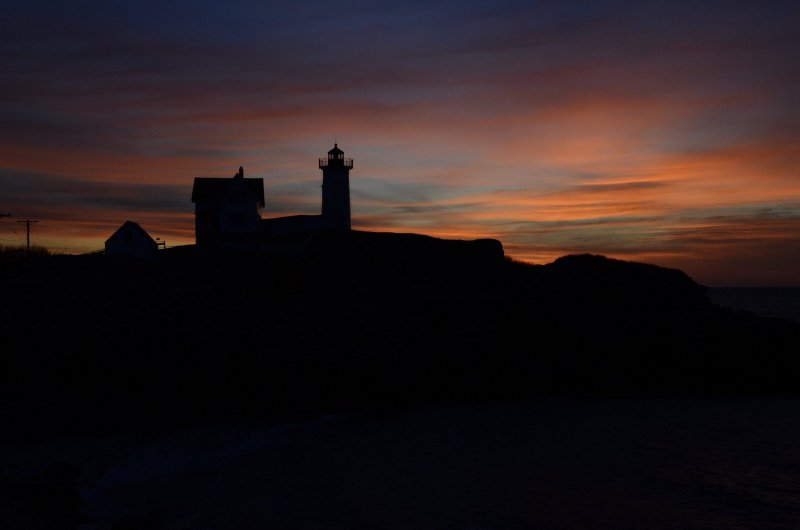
[{"xmin": 3, "ymin": 397, "xmax": 800, "ymax": 529}]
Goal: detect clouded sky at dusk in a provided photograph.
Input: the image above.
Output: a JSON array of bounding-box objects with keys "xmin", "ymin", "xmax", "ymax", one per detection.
[{"xmin": 2, "ymin": 1, "xmax": 798, "ymax": 285}]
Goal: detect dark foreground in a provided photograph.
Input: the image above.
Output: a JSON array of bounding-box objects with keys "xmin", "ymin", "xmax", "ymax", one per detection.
[
  {"xmin": 1, "ymin": 231, "xmax": 799, "ymax": 528},
  {"xmin": 2, "ymin": 398, "xmax": 800, "ymax": 529}
]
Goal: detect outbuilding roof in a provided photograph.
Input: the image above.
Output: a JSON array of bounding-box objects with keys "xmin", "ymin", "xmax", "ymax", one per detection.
[{"xmin": 105, "ymin": 220, "xmax": 157, "ymax": 246}]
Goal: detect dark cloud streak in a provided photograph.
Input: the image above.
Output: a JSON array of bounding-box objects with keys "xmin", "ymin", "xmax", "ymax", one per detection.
[{"xmin": 0, "ymin": 169, "xmax": 189, "ymax": 216}]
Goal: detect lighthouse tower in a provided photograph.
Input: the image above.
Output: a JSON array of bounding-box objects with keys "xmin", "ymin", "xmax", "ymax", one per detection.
[{"xmin": 319, "ymin": 143, "xmax": 353, "ymax": 230}]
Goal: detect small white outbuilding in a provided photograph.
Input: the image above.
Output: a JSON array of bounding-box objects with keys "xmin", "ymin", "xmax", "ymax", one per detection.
[{"xmin": 105, "ymin": 220, "xmax": 158, "ymax": 259}]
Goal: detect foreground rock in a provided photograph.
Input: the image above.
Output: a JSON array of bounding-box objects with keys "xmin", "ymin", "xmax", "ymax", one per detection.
[{"xmin": 0, "ymin": 231, "xmax": 798, "ymax": 440}]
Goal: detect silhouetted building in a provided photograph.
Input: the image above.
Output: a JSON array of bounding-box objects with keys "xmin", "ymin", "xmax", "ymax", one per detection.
[
  {"xmin": 105, "ymin": 220, "xmax": 158, "ymax": 259},
  {"xmin": 320, "ymin": 143, "xmax": 353, "ymax": 230},
  {"xmin": 191, "ymin": 166, "xmax": 265, "ymax": 249},
  {"xmin": 262, "ymin": 144, "xmax": 354, "ymax": 236},
  {"xmin": 192, "ymin": 147, "xmax": 354, "ymax": 247}
]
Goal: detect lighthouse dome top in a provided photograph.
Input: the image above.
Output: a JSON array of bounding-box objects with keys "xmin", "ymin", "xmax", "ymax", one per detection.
[{"xmin": 320, "ymin": 143, "xmax": 353, "ymax": 169}]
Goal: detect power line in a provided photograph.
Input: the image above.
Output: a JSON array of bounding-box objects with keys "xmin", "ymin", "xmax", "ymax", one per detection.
[{"xmin": 17, "ymin": 219, "xmax": 38, "ymax": 252}]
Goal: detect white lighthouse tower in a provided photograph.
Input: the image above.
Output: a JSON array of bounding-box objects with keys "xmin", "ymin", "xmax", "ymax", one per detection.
[{"xmin": 319, "ymin": 144, "xmax": 353, "ymax": 230}]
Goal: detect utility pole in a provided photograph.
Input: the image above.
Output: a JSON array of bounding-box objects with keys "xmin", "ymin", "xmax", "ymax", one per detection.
[{"xmin": 17, "ymin": 219, "xmax": 38, "ymax": 252}]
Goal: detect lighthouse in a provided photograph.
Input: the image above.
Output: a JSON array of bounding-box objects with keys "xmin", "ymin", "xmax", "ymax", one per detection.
[{"xmin": 319, "ymin": 143, "xmax": 353, "ymax": 230}]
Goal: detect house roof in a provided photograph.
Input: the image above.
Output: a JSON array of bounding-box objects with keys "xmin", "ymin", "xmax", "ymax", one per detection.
[
  {"xmin": 328, "ymin": 144, "xmax": 344, "ymax": 155},
  {"xmin": 191, "ymin": 177, "xmax": 265, "ymax": 207},
  {"xmin": 105, "ymin": 220, "xmax": 157, "ymax": 246}
]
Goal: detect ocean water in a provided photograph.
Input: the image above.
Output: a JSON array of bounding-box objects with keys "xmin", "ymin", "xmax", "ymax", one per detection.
[
  {"xmin": 3, "ymin": 398, "xmax": 800, "ymax": 529},
  {"xmin": 707, "ymin": 287, "xmax": 800, "ymax": 324}
]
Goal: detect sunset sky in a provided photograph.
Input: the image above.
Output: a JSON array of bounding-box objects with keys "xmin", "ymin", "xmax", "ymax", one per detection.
[{"xmin": 1, "ymin": 1, "xmax": 798, "ymax": 286}]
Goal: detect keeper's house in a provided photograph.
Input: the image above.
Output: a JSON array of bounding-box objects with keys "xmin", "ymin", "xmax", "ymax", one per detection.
[{"xmin": 191, "ymin": 145, "xmax": 353, "ymax": 249}]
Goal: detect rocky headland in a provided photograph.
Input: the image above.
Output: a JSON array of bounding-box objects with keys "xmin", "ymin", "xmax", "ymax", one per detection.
[{"xmin": 1, "ymin": 230, "xmax": 797, "ymax": 441}]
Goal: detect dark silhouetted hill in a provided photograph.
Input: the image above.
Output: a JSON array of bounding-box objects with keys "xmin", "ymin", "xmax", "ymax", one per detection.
[{"xmin": 1, "ymin": 230, "xmax": 798, "ymax": 440}]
